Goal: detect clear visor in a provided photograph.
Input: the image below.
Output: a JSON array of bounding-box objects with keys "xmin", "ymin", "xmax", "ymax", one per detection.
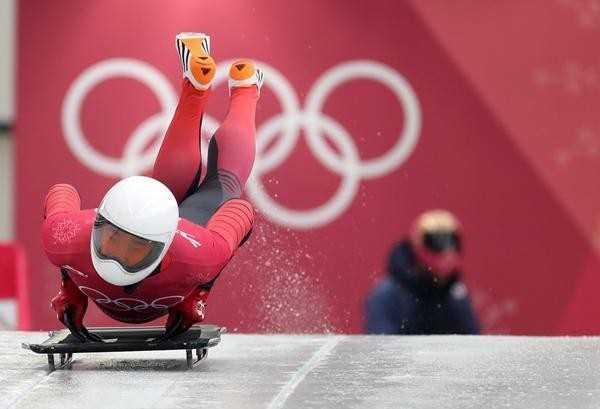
[{"xmin": 92, "ymin": 214, "xmax": 164, "ymax": 273}]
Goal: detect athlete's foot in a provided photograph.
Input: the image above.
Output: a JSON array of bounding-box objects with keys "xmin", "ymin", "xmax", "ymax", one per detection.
[
  {"xmin": 175, "ymin": 32, "xmax": 216, "ymax": 90},
  {"xmin": 228, "ymin": 59, "xmax": 264, "ymax": 94}
]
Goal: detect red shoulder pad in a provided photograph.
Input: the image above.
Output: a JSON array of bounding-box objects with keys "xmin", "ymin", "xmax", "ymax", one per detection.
[
  {"xmin": 44, "ymin": 184, "xmax": 81, "ymax": 219},
  {"xmin": 206, "ymin": 199, "xmax": 254, "ymax": 252}
]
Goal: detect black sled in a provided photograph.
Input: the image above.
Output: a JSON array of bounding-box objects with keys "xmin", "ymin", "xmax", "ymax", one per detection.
[{"xmin": 22, "ymin": 324, "xmax": 224, "ymax": 372}]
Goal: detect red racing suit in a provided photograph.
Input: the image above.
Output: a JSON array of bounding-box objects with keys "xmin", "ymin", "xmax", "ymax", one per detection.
[
  {"xmin": 44, "ymin": 79, "xmax": 259, "ymax": 331},
  {"xmin": 42, "ymin": 184, "xmax": 253, "ymax": 324}
]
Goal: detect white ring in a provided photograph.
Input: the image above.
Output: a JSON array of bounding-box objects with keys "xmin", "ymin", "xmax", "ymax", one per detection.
[
  {"xmin": 151, "ymin": 296, "xmax": 185, "ymax": 310},
  {"xmin": 62, "ymin": 58, "xmax": 177, "ymax": 177},
  {"xmin": 304, "ymin": 60, "xmax": 421, "ymax": 178},
  {"xmin": 247, "ymin": 113, "xmax": 361, "ymax": 229},
  {"xmin": 122, "ymin": 113, "xmax": 170, "ymax": 177},
  {"xmin": 205, "ymin": 60, "xmax": 302, "ymax": 173}
]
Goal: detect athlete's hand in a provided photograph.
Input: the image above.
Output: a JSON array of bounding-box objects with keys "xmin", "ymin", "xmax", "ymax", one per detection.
[
  {"xmin": 50, "ymin": 270, "xmax": 102, "ymax": 343},
  {"xmin": 155, "ymin": 288, "xmax": 209, "ymax": 342}
]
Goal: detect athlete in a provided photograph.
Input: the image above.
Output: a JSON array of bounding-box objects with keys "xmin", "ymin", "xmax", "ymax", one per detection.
[{"xmin": 42, "ymin": 33, "xmax": 263, "ymax": 341}]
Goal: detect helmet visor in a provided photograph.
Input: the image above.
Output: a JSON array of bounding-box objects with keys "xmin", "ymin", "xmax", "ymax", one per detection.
[
  {"xmin": 92, "ymin": 214, "xmax": 165, "ymax": 273},
  {"xmin": 423, "ymin": 232, "xmax": 461, "ymax": 253}
]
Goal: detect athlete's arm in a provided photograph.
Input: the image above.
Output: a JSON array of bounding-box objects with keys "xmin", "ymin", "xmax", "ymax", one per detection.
[{"xmin": 42, "ymin": 184, "xmax": 100, "ymax": 340}]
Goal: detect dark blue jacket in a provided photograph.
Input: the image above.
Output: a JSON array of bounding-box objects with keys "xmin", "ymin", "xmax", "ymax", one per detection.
[{"xmin": 365, "ymin": 241, "xmax": 479, "ymax": 335}]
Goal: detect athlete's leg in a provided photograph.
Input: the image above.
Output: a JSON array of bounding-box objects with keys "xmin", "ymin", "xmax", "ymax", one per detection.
[
  {"xmin": 179, "ymin": 61, "xmax": 263, "ymax": 225},
  {"xmin": 152, "ymin": 80, "xmax": 210, "ymax": 203},
  {"xmin": 152, "ymin": 32, "xmax": 215, "ymax": 203},
  {"xmin": 209, "ymin": 85, "xmax": 259, "ymax": 194}
]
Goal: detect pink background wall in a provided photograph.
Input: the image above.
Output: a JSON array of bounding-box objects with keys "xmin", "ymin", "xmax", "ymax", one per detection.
[{"xmin": 16, "ymin": 0, "xmax": 600, "ymax": 334}]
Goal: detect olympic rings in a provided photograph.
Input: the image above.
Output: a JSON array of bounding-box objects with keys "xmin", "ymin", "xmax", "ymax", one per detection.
[
  {"xmin": 78, "ymin": 286, "xmax": 184, "ymax": 312},
  {"xmin": 62, "ymin": 58, "xmax": 421, "ymax": 229}
]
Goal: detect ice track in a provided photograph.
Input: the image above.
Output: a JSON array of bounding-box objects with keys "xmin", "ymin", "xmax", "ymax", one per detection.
[{"xmin": 1, "ymin": 332, "xmax": 599, "ymax": 408}]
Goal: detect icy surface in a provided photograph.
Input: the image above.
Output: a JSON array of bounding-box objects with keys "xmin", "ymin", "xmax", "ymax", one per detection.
[{"xmin": 1, "ymin": 332, "xmax": 600, "ymax": 408}]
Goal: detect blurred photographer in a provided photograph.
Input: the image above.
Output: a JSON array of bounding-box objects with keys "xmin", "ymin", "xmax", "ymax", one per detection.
[{"xmin": 366, "ymin": 210, "xmax": 479, "ymax": 334}]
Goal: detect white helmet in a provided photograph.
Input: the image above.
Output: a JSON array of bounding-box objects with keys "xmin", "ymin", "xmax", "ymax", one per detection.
[{"xmin": 91, "ymin": 176, "xmax": 179, "ymax": 286}]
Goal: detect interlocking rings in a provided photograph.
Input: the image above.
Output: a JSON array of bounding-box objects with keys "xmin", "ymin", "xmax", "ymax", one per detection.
[
  {"xmin": 62, "ymin": 58, "xmax": 421, "ymax": 229},
  {"xmin": 62, "ymin": 59, "xmax": 177, "ymax": 177},
  {"xmin": 78, "ymin": 286, "xmax": 184, "ymax": 312}
]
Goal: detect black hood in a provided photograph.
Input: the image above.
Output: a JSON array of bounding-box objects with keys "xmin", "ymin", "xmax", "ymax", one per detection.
[{"xmin": 387, "ymin": 240, "xmax": 459, "ymax": 296}]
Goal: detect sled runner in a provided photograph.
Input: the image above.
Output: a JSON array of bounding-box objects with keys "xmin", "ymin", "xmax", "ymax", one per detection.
[{"xmin": 22, "ymin": 324, "xmax": 224, "ymax": 372}]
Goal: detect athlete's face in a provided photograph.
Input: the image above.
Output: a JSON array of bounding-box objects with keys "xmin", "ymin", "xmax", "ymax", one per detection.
[
  {"xmin": 414, "ymin": 231, "xmax": 462, "ymax": 280},
  {"xmin": 96, "ymin": 223, "xmax": 154, "ymax": 268}
]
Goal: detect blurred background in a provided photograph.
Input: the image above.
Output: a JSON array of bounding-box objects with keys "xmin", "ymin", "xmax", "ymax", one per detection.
[{"xmin": 1, "ymin": 0, "xmax": 599, "ymax": 335}]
